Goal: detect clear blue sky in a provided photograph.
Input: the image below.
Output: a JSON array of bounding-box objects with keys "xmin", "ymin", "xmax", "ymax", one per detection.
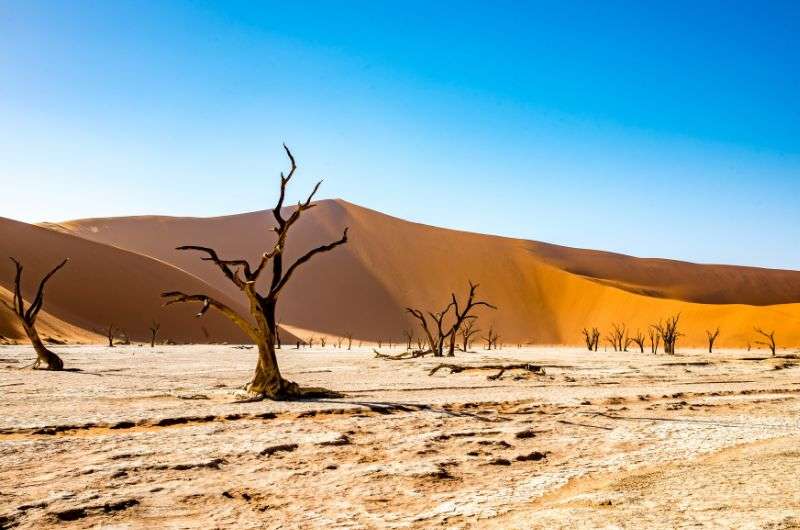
[{"xmin": 2, "ymin": 1, "xmax": 799, "ymax": 269}]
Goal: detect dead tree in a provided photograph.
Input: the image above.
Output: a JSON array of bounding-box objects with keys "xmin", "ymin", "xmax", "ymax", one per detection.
[
  {"xmin": 106, "ymin": 324, "xmax": 116, "ymax": 348},
  {"xmin": 2, "ymin": 257, "xmax": 68, "ymax": 370},
  {"xmin": 403, "ymin": 329, "xmax": 414, "ymax": 350},
  {"xmin": 406, "ymin": 303, "xmax": 453, "ymax": 357},
  {"xmin": 162, "ymin": 145, "xmax": 348, "ymax": 400},
  {"xmin": 648, "ymin": 327, "xmax": 660, "ymax": 354},
  {"xmin": 754, "ymin": 327, "xmax": 777, "ymax": 356},
  {"xmin": 460, "ymin": 320, "xmax": 481, "ymax": 352},
  {"xmin": 706, "ymin": 327, "xmax": 720, "ymax": 353},
  {"xmin": 483, "ymin": 326, "xmax": 499, "ymax": 350},
  {"xmin": 652, "ymin": 314, "xmax": 682, "ymax": 355},
  {"xmin": 346, "ymin": 333, "xmax": 353, "ymax": 350},
  {"xmin": 606, "ymin": 323, "xmax": 629, "ymax": 352},
  {"xmin": 581, "ymin": 327, "xmax": 601, "ymax": 352},
  {"xmin": 445, "ymin": 281, "xmax": 496, "ymax": 356},
  {"xmin": 320, "ymin": 336, "xmax": 326, "ymax": 348},
  {"xmin": 631, "ymin": 330, "xmax": 646, "ymax": 353},
  {"xmin": 307, "ymin": 337, "xmax": 315, "ymax": 349},
  {"xmin": 149, "ymin": 320, "xmax": 161, "ymax": 348}
]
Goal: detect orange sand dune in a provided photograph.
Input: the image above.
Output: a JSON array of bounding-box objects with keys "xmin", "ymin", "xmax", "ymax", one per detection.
[
  {"xmin": 55, "ymin": 200, "xmax": 800, "ymax": 348},
  {"xmin": 0, "ymin": 287, "xmax": 101, "ymax": 344},
  {"xmin": 0, "ymin": 217, "xmax": 256, "ymax": 344}
]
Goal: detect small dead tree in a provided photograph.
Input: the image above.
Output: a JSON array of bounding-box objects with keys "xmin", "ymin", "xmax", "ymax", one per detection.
[
  {"xmin": 754, "ymin": 327, "xmax": 777, "ymax": 356},
  {"xmin": 631, "ymin": 330, "xmax": 646, "ymax": 353},
  {"xmin": 2, "ymin": 257, "xmax": 68, "ymax": 370},
  {"xmin": 320, "ymin": 336, "xmax": 327, "ymax": 348},
  {"xmin": 406, "ymin": 304, "xmax": 453, "ymax": 357},
  {"xmin": 445, "ymin": 281, "xmax": 496, "ymax": 357},
  {"xmin": 307, "ymin": 337, "xmax": 315, "ymax": 349},
  {"xmin": 652, "ymin": 314, "xmax": 682, "ymax": 355},
  {"xmin": 706, "ymin": 327, "xmax": 720, "ymax": 353},
  {"xmin": 648, "ymin": 327, "xmax": 660, "ymax": 354},
  {"xmin": 606, "ymin": 323, "xmax": 629, "ymax": 352},
  {"xmin": 403, "ymin": 329, "xmax": 414, "ymax": 350},
  {"xmin": 346, "ymin": 333, "xmax": 353, "ymax": 350},
  {"xmin": 106, "ymin": 324, "xmax": 116, "ymax": 348},
  {"xmin": 483, "ymin": 326, "xmax": 499, "ymax": 350},
  {"xmin": 581, "ymin": 327, "xmax": 601, "ymax": 352},
  {"xmin": 162, "ymin": 145, "xmax": 348, "ymax": 400},
  {"xmin": 460, "ymin": 319, "xmax": 481, "ymax": 352},
  {"xmin": 149, "ymin": 320, "xmax": 161, "ymax": 348}
]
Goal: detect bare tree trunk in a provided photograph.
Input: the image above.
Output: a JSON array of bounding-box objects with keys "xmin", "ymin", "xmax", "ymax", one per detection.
[{"xmin": 24, "ymin": 322, "xmax": 63, "ymax": 370}]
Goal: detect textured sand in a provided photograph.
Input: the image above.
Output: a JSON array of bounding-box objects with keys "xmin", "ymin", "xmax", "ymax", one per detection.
[{"xmin": 1, "ymin": 345, "xmax": 799, "ymax": 528}]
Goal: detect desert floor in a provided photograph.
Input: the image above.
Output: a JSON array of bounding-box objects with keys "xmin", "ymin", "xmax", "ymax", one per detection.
[{"xmin": 1, "ymin": 344, "xmax": 799, "ymax": 529}]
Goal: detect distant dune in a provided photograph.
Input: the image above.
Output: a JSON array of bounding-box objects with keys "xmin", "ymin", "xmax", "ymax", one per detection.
[
  {"xmin": 41, "ymin": 199, "xmax": 800, "ymax": 348},
  {"xmin": 0, "ymin": 217, "xmax": 257, "ymax": 344}
]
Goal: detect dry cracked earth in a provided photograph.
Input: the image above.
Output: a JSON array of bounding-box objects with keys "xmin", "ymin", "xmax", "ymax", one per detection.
[{"xmin": 1, "ymin": 345, "xmax": 799, "ymax": 529}]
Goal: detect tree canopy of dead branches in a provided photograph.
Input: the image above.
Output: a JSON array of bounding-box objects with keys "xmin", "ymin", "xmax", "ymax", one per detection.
[
  {"xmin": 706, "ymin": 327, "xmax": 720, "ymax": 353},
  {"xmin": 2, "ymin": 257, "xmax": 68, "ymax": 370},
  {"xmin": 652, "ymin": 314, "xmax": 682, "ymax": 355},
  {"xmin": 581, "ymin": 327, "xmax": 600, "ymax": 351},
  {"xmin": 404, "ymin": 281, "xmax": 495, "ymax": 358},
  {"xmin": 162, "ymin": 145, "xmax": 348, "ymax": 400}
]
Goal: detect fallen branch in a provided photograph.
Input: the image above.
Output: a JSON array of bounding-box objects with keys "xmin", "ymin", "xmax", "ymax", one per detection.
[
  {"xmin": 373, "ymin": 349, "xmax": 434, "ymax": 360},
  {"xmin": 428, "ymin": 363, "xmax": 546, "ymax": 380}
]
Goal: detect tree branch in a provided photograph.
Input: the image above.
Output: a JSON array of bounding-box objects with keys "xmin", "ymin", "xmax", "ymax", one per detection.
[
  {"xmin": 161, "ymin": 291, "xmax": 260, "ymax": 342},
  {"xmin": 26, "ymin": 258, "xmax": 69, "ymax": 322},
  {"xmin": 176, "ymin": 246, "xmax": 248, "ymax": 288},
  {"xmin": 271, "ymin": 228, "xmax": 348, "ymax": 296}
]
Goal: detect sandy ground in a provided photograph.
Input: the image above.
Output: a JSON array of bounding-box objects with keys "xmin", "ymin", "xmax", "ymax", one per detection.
[{"xmin": 1, "ymin": 344, "xmax": 799, "ymax": 529}]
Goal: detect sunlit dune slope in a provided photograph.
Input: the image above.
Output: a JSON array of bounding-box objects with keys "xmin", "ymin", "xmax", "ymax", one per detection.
[
  {"xmin": 0, "ymin": 287, "xmax": 101, "ymax": 344},
  {"xmin": 55, "ymin": 200, "xmax": 800, "ymax": 347},
  {"xmin": 0, "ymin": 217, "xmax": 258, "ymax": 344}
]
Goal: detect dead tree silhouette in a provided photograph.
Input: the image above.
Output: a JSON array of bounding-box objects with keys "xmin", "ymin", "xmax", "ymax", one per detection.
[
  {"xmin": 162, "ymin": 145, "xmax": 348, "ymax": 400},
  {"xmin": 753, "ymin": 327, "xmax": 777, "ymax": 356},
  {"xmin": 2, "ymin": 257, "xmax": 68, "ymax": 370},
  {"xmin": 149, "ymin": 320, "xmax": 160, "ymax": 348},
  {"xmin": 706, "ymin": 327, "xmax": 720, "ymax": 353},
  {"xmin": 652, "ymin": 315, "xmax": 682, "ymax": 355}
]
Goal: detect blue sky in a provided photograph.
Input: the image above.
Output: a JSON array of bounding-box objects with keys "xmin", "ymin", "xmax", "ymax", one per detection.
[{"xmin": 1, "ymin": 1, "xmax": 799, "ymax": 268}]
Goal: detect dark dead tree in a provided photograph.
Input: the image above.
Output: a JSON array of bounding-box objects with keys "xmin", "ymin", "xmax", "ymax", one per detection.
[
  {"xmin": 307, "ymin": 337, "xmax": 315, "ymax": 349},
  {"xmin": 428, "ymin": 363, "xmax": 546, "ymax": 380},
  {"xmin": 706, "ymin": 327, "xmax": 720, "ymax": 353},
  {"xmin": 346, "ymin": 332, "xmax": 353, "ymax": 351},
  {"xmin": 606, "ymin": 323, "xmax": 628, "ymax": 352},
  {"xmin": 320, "ymin": 336, "xmax": 327, "ymax": 348},
  {"xmin": 483, "ymin": 326, "xmax": 499, "ymax": 350},
  {"xmin": 161, "ymin": 145, "xmax": 348, "ymax": 400},
  {"xmin": 652, "ymin": 314, "xmax": 682, "ymax": 355},
  {"xmin": 581, "ymin": 327, "xmax": 601, "ymax": 352},
  {"xmin": 106, "ymin": 324, "xmax": 116, "ymax": 348},
  {"xmin": 149, "ymin": 320, "xmax": 161, "ymax": 348},
  {"xmin": 631, "ymin": 330, "xmax": 646, "ymax": 353},
  {"xmin": 754, "ymin": 327, "xmax": 777, "ymax": 356},
  {"xmin": 445, "ymin": 281, "xmax": 496, "ymax": 357},
  {"xmin": 648, "ymin": 327, "xmax": 661, "ymax": 354},
  {"xmin": 403, "ymin": 329, "xmax": 414, "ymax": 350},
  {"xmin": 460, "ymin": 319, "xmax": 481, "ymax": 352},
  {"xmin": 405, "ymin": 302, "xmax": 454, "ymax": 357},
  {"xmin": 2, "ymin": 257, "xmax": 68, "ymax": 370}
]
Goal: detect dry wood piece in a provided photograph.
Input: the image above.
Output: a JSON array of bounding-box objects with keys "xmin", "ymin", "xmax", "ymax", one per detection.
[
  {"xmin": 428, "ymin": 363, "xmax": 545, "ymax": 380},
  {"xmin": 373, "ymin": 349, "xmax": 433, "ymax": 360},
  {"xmin": 162, "ymin": 145, "xmax": 348, "ymax": 400},
  {"xmin": 2, "ymin": 257, "xmax": 69, "ymax": 370}
]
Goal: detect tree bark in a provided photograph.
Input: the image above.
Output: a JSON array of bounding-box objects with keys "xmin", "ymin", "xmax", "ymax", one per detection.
[{"xmin": 23, "ymin": 322, "xmax": 63, "ymax": 370}]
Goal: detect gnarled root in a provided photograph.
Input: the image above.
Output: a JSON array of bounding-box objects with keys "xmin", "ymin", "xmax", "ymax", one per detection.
[
  {"xmin": 428, "ymin": 363, "xmax": 545, "ymax": 380},
  {"xmin": 243, "ymin": 377, "xmax": 343, "ymax": 401}
]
